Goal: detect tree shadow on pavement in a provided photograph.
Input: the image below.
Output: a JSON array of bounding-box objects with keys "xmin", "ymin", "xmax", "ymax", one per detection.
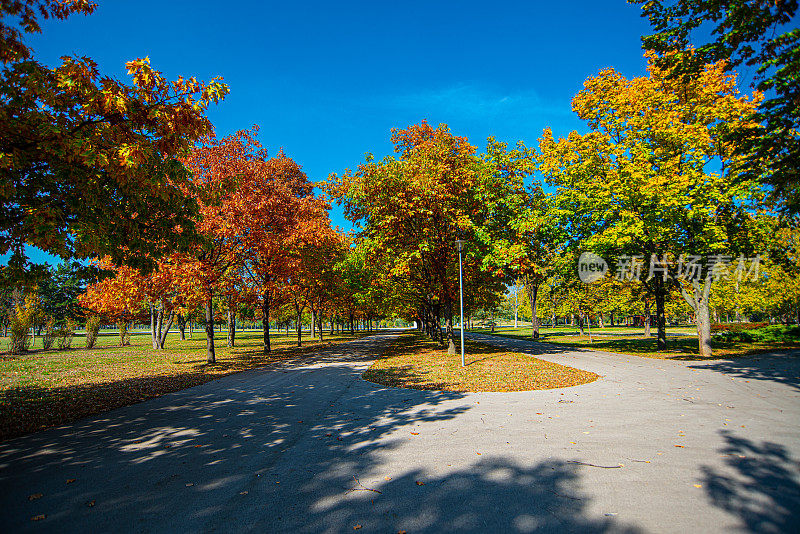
[
  {"xmin": 465, "ymin": 332, "xmax": 591, "ymax": 357},
  {"xmin": 688, "ymin": 353, "xmax": 800, "ymax": 391},
  {"xmin": 0, "ymin": 334, "xmax": 641, "ymax": 533},
  {"xmin": 701, "ymin": 430, "xmax": 800, "ymax": 533},
  {"xmin": 257, "ymin": 457, "xmax": 642, "ymax": 533}
]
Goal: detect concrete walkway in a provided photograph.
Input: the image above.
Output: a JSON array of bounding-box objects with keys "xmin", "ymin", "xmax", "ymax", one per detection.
[{"xmin": 1, "ymin": 333, "xmax": 798, "ymax": 533}]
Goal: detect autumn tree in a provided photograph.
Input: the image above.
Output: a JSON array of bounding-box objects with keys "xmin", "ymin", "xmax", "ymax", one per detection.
[
  {"xmin": 236, "ymin": 152, "xmax": 316, "ymax": 352},
  {"xmin": 0, "ymin": 1, "xmax": 229, "ymax": 272},
  {"xmin": 293, "ymin": 218, "xmax": 347, "ymax": 343},
  {"xmin": 539, "ymin": 53, "xmax": 764, "ymax": 357},
  {"xmin": 632, "ymin": 0, "xmax": 799, "ymax": 213},
  {"xmin": 478, "ymin": 138, "xmax": 567, "ymax": 339},
  {"xmin": 330, "ymin": 121, "xmax": 506, "ymax": 353},
  {"xmin": 78, "ymin": 261, "xmax": 146, "ymax": 346},
  {"xmin": 180, "ymin": 130, "xmax": 262, "ymax": 363}
]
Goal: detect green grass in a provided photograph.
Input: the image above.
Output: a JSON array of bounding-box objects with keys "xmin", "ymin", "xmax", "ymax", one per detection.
[
  {"xmin": 363, "ymin": 333, "xmax": 599, "ymax": 392},
  {"xmin": 0, "ymin": 329, "xmax": 371, "ymax": 441},
  {"xmin": 473, "ymin": 325, "xmax": 800, "ymax": 359}
]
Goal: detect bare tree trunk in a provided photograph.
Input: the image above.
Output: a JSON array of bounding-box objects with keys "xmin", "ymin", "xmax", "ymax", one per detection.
[
  {"xmin": 227, "ymin": 310, "xmax": 236, "ymax": 347},
  {"xmin": 680, "ymin": 277, "xmax": 713, "ymax": 358},
  {"xmin": 150, "ymin": 303, "xmax": 159, "ymax": 349},
  {"xmin": 654, "ymin": 274, "xmax": 667, "ymax": 349},
  {"xmin": 446, "ymin": 296, "xmax": 456, "ymax": 355},
  {"xmin": 643, "ymin": 299, "xmax": 651, "ymax": 337},
  {"xmin": 205, "ymin": 297, "xmax": 216, "ymax": 364},
  {"xmin": 177, "ymin": 314, "xmax": 186, "ymax": 340},
  {"xmin": 318, "ymin": 309, "xmax": 324, "ymax": 342},
  {"xmin": 586, "ymin": 312, "xmax": 593, "ymax": 343},
  {"xmin": 529, "ymin": 280, "xmax": 540, "ymax": 339},
  {"xmin": 158, "ymin": 311, "xmax": 174, "ymax": 349},
  {"xmin": 262, "ymin": 294, "xmax": 271, "ymax": 353},
  {"xmin": 295, "ymin": 300, "xmax": 303, "ymax": 347}
]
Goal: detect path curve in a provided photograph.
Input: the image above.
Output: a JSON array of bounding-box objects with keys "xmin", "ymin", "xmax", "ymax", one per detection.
[{"xmin": 0, "ymin": 332, "xmax": 797, "ymax": 533}]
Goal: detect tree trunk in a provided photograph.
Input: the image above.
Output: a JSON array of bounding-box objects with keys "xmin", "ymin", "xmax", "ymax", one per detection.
[
  {"xmin": 295, "ymin": 300, "xmax": 303, "ymax": 347},
  {"xmin": 262, "ymin": 294, "xmax": 271, "ymax": 353},
  {"xmin": 529, "ymin": 281, "xmax": 540, "ymax": 340},
  {"xmin": 643, "ymin": 299, "xmax": 651, "ymax": 337},
  {"xmin": 654, "ymin": 274, "xmax": 667, "ymax": 349},
  {"xmin": 149, "ymin": 303, "xmax": 165, "ymax": 350},
  {"xmin": 177, "ymin": 314, "xmax": 186, "ymax": 340},
  {"xmin": 680, "ymin": 277, "xmax": 713, "ymax": 358},
  {"xmin": 446, "ymin": 296, "xmax": 456, "ymax": 355},
  {"xmin": 318, "ymin": 309, "xmax": 324, "ymax": 342},
  {"xmin": 577, "ymin": 312, "xmax": 585, "ymax": 336},
  {"xmin": 227, "ymin": 310, "xmax": 236, "ymax": 347},
  {"xmin": 205, "ymin": 297, "xmax": 216, "ymax": 363},
  {"xmin": 585, "ymin": 312, "xmax": 593, "ymax": 343},
  {"xmin": 158, "ymin": 311, "xmax": 174, "ymax": 349},
  {"xmin": 310, "ymin": 309, "xmax": 316, "ymax": 338}
]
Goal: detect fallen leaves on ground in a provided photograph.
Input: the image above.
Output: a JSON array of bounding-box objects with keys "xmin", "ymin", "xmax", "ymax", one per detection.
[
  {"xmin": 362, "ymin": 334, "xmax": 598, "ymax": 392},
  {"xmin": 0, "ymin": 331, "xmax": 370, "ymax": 441}
]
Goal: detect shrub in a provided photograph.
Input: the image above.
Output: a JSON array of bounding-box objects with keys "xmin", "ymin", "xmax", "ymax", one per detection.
[
  {"xmin": 41, "ymin": 317, "xmax": 56, "ymax": 350},
  {"xmin": 8, "ymin": 314, "xmax": 31, "ymax": 354},
  {"xmin": 56, "ymin": 319, "xmax": 76, "ymax": 350},
  {"xmin": 7, "ymin": 292, "xmax": 36, "ymax": 354},
  {"xmin": 713, "ymin": 324, "xmax": 800, "ymax": 343},
  {"xmin": 85, "ymin": 316, "xmax": 101, "ymax": 348},
  {"xmin": 710, "ymin": 322, "xmax": 769, "ymax": 333}
]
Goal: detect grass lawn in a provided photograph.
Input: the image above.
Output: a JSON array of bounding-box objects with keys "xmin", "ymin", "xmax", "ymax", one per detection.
[
  {"xmin": 363, "ymin": 333, "xmax": 598, "ymax": 392},
  {"xmin": 0, "ymin": 329, "xmax": 370, "ymax": 442},
  {"xmin": 473, "ymin": 325, "xmax": 800, "ymax": 360}
]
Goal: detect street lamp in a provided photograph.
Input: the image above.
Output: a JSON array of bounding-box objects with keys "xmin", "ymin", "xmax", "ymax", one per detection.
[{"xmin": 456, "ymin": 239, "xmax": 466, "ymax": 367}]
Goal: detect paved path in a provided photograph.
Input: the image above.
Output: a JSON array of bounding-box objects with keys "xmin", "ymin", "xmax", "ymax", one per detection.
[{"xmin": 1, "ymin": 333, "xmax": 798, "ymax": 533}]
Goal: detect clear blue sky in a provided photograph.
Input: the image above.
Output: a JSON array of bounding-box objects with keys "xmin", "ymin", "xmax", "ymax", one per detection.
[{"xmin": 17, "ymin": 0, "xmax": 654, "ymax": 264}]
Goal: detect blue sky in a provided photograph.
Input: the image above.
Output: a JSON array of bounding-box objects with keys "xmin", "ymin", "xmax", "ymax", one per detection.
[{"xmin": 17, "ymin": 0, "xmax": 654, "ymax": 264}]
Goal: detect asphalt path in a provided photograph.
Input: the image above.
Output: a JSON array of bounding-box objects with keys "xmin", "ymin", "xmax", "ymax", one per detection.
[{"xmin": 0, "ymin": 332, "xmax": 798, "ymax": 533}]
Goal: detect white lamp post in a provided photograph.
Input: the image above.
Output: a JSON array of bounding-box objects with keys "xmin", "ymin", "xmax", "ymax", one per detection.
[{"xmin": 456, "ymin": 239, "xmax": 466, "ymax": 367}]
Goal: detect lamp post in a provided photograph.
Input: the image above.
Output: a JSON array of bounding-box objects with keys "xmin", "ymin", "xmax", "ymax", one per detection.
[{"xmin": 456, "ymin": 239, "xmax": 466, "ymax": 367}]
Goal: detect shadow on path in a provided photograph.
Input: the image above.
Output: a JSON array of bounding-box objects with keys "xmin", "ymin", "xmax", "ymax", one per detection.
[
  {"xmin": 261, "ymin": 457, "xmax": 642, "ymax": 533},
  {"xmin": 701, "ymin": 430, "xmax": 800, "ymax": 533},
  {"xmin": 0, "ymin": 334, "xmax": 642, "ymax": 533},
  {"xmin": 688, "ymin": 352, "xmax": 800, "ymax": 391}
]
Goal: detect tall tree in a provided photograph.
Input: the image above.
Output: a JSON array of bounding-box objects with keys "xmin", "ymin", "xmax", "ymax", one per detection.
[
  {"xmin": 180, "ymin": 129, "xmax": 260, "ymax": 363},
  {"xmin": 330, "ymin": 121, "xmax": 504, "ymax": 353},
  {"xmin": 236, "ymin": 152, "xmax": 315, "ymax": 352},
  {"xmin": 632, "ymin": 0, "xmax": 799, "ymax": 213},
  {"xmin": 0, "ymin": 1, "xmax": 229, "ymax": 271},
  {"xmin": 539, "ymin": 53, "xmax": 763, "ymax": 357}
]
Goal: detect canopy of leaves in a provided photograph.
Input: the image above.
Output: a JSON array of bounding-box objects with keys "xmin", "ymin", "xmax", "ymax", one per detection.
[
  {"xmin": 632, "ymin": 0, "xmax": 800, "ymax": 213},
  {"xmin": 0, "ymin": 0, "xmax": 229, "ymax": 271}
]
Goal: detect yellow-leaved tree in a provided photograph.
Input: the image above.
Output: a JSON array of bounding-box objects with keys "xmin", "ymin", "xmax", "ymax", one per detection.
[{"xmin": 539, "ymin": 52, "xmax": 764, "ymax": 357}]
